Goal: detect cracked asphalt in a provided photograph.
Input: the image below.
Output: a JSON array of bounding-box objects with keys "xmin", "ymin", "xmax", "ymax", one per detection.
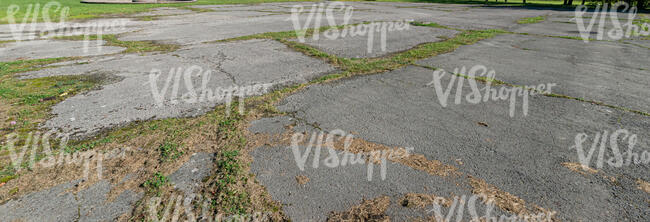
[{"xmin": 0, "ymin": 1, "xmax": 648, "ymax": 221}]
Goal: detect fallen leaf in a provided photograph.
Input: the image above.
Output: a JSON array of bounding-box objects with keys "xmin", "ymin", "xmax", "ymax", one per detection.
[{"xmin": 478, "ymin": 122, "xmax": 488, "ymax": 127}]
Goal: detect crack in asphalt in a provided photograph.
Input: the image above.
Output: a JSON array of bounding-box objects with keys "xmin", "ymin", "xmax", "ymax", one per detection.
[
  {"xmin": 203, "ymin": 51, "xmax": 238, "ymax": 85},
  {"xmin": 411, "ymin": 63, "xmax": 650, "ymax": 117}
]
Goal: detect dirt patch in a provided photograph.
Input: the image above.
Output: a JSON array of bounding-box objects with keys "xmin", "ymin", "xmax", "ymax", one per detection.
[
  {"xmin": 296, "ymin": 175, "xmax": 309, "ymax": 185},
  {"xmin": 400, "ymin": 193, "xmax": 451, "ymax": 209},
  {"xmin": 327, "ymin": 196, "xmax": 391, "ymax": 222},
  {"xmin": 638, "ymin": 179, "xmax": 650, "ymax": 194},
  {"xmin": 561, "ymin": 162, "xmax": 598, "ymax": 175}
]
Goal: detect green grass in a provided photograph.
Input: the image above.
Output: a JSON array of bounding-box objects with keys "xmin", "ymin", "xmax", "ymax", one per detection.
[
  {"xmin": 0, "ymin": 58, "xmax": 104, "ymax": 134},
  {"xmin": 143, "ymin": 172, "xmax": 169, "ymax": 196},
  {"xmin": 54, "ymin": 34, "xmax": 180, "ymax": 54},
  {"xmin": 158, "ymin": 141, "xmax": 183, "ymax": 161},
  {"xmin": 282, "ymin": 28, "xmax": 507, "ymax": 76},
  {"xmin": 0, "ymin": 40, "xmax": 15, "ymax": 47},
  {"xmin": 517, "ymin": 15, "xmax": 545, "ymax": 24},
  {"xmin": 211, "ymin": 149, "xmax": 250, "ymax": 215},
  {"xmin": 0, "ymin": 0, "xmax": 314, "ymax": 24},
  {"xmin": 410, "ymin": 21, "xmax": 452, "ymax": 30},
  {"xmin": 0, "ymin": 57, "xmax": 110, "ymax": 184}
]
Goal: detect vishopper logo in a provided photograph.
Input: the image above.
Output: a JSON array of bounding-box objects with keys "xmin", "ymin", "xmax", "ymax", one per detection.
[
  {"xmin": 290, "ymin": 129, "xmax": 413, "ymax": 181},
  {"xmin": 426, "ymin": 194, "xmax": 555, "ymax": 222},
  {"xmin": 147, "ymin": 193, "xmax": 271, "ymax": 222},
  {"xmin": 146, "ymin": 65, "xmax": 273, "ymax": 117},
  {"xmin": 570, "ymin": 129, "xmax": 649, "ymax": 170},
  {"xmin": 289, "ymin": 2, "xmax": 413, "ymax": 54},
  {"xmin": 4, "ymin": 1, "xmax": 128, "ymax": 53},
  {"xmin": 574, "ymin": 3, "xmax": 649, "ymax": 42},
  {"xmin": 2, "ymin": 131, "xmax": 132, "ymax": 180},
  {"xmin": 427, "ymin": 65, "xmax": 557, "ymax": 117}
]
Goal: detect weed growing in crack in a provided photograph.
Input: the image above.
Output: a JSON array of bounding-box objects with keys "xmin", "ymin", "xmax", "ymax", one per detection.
[
  {"xmin": 143, "ymin": 172, "xmax": 169, "ymax": 196},
  {"xmin": 211, "ymin": 150, "xmax": 250, "ymax": 215},
  {"xmin": 54, "ymin": 34, "xmax": 180, "ymax": 55}
]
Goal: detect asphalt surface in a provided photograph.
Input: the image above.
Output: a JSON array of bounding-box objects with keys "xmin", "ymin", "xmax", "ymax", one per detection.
[{"xmin": 0, "ymin": 1, "xmax": 648, "ymax": 221}]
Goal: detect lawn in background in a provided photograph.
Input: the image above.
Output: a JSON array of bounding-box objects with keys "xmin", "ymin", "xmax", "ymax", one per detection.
[
  {"xmin": 0, "ymin": 0, "xmax": 593, "ymax": 24},
  {"xmin": 0, "ymin": 0, "xmax": 312, "ymax": 24}
]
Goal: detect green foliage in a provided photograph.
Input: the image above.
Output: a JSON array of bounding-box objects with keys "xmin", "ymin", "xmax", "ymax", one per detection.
[
  {"xmin": 143, "ymin": 172, "xmax": 169, "ymax": 196},
  {"xmin": 0, "ymin": 58, "xmax": 102, "ymax": 137},
  {"xmin": 158, "ymin": 142, "xmax": 183, "ymax": 161},
  {"xmin": 213, "ymin": 150, "xmax": 250, "ymax": 214}
]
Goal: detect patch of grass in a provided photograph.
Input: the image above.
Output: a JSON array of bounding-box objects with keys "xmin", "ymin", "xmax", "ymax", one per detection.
[
  {"xmin": 0, "ymin": 0, "xmax": 314, "ymax": 24},
  {"xmin": 214, "ymin": 23, "xmax": 351, "ymax": 43},
  {"xmin": 211, "ymin": 150, "xmax": 250, "ymax": 214},
  {"xmin": 54, "ymin": 34, "xmax": 180, "ymax": 54},
  {"xmin": 410, "ymin": 21, "xmax": 452, "ymax": 30},
  {"xmin": 281, "ymin": 29, "xmax": 506, "ymax": 76},
  {"xmin": 0, "ymin": 58, "xmax": 104, "ymax": 134},
  {"xmin": 65, "ymin": 136, "xmax": 114, "ymax": 152},
  {"xmin": 0, "ymin": 40, "xmax": 15, "ymax": 47},
  {"xmin": 548, "ymin": 35, "xmax": 585, "ymax": 40},
  {"xmin": 215, "ymin": 30, "xmax": 304, "ymax": 42},
  {"xmin": 143, "ymin": 172, "xmax": 169, "ymax": 196},
  {"xmin": 517, "ymin": 15, "xmax": 545, "ymax": 24},
  {"xmin": 0, "ymin": 57, "xmax": 111, "ymax": 184},
  {"xmin": 8, "ymin": 187, "xmax": 18, "ymax": 195},
  {"xmin": 158, "ymin": 141, "xmax": 183, "ymax": 161},
  {"xmin": 0, "ymin": 175, "xmax": 17, "ymax": 184}
]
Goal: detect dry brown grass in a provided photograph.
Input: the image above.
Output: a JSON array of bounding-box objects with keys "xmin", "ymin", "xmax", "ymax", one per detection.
[
  {"xmin": 400, "ymin": 193, "xmax": 452, "ymax": 209},
  {"xmin": 328, "ymin": 196, "xmax": 391, "ymax": 222},
  {"xmin": 638, "ymin": 179, "xmax": 650, "ymax": 194},
  {"xmin": 561, "ymin": 162, "xmax": 598, "ymax": 175}
]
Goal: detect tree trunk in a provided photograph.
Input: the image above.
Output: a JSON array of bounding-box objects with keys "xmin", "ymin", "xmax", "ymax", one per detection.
[
  {"xmin": 581, "ymin": 0, "xmax": 585, "ymax": 5},
  {"xmin": 568, "ymin": 0, "xmax": 574, "ymax": 5},
  {"xmin": 564, "ymin": 0, "xmax": 568, "ymax": 5}
]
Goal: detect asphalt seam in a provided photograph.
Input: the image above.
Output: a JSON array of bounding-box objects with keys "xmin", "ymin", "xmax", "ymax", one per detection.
[{"xmin": 412, "ymin": 63, "xmax": 650, "ymax": 117}]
